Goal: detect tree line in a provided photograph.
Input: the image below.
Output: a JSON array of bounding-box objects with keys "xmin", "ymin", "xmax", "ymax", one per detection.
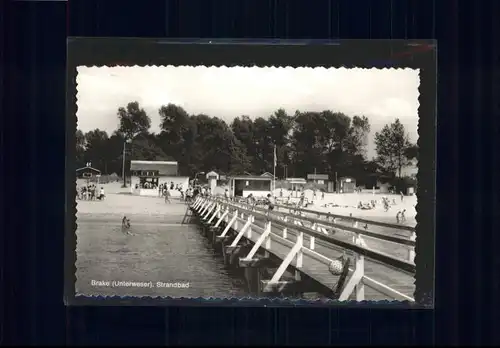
[{"xmin": 76, "ymin": 101, "xmax": 418, "ymax": 185}]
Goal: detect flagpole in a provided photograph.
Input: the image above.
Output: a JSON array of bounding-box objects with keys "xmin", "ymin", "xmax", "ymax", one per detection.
[{"xmin": 273, "ymin": 145, "xmax": 276, "ymax": 195}]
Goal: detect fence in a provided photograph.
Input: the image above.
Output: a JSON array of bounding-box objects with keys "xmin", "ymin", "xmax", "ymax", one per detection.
[
  {"xmin": 226, "ymin": 196, "xmax": 416, "ymax": 264},
  {"xmin": 192, "ymin": 196, "xmax": 415, "ymax": 302}
]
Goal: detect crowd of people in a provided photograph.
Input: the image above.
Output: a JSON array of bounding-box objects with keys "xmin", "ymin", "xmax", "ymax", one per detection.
[
  {"xmin": 275, "ymin": 187, "xmax": 411, "ymax": 225},
  {"xmin": 77, "ymin": 183, "xmax": 105, "ymax": 201},
  {"xmin": 156, "ymin": 181, "xmax": 212, "ymax": 204},
  {"xmin": 355, "ymin": 192, "xmax": 408, "ymax": 224}
]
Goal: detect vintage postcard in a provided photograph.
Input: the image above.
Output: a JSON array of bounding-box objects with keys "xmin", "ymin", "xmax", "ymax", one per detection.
[{"xmin": 66, "ymin": 39, "xmax": 436, "ymax": 306}]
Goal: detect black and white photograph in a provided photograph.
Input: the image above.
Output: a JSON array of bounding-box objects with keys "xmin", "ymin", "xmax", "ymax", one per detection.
[{"xmin": 74, "ymin": 64, "xmax": 421, "ymax": 302}]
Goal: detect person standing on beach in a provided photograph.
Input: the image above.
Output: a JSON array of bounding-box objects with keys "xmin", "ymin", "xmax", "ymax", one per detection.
[
  {"xmin": 400, "ymin": 191, "xmax": 404, "ymax": 202},
  {"xmin": 164, "ymin": 188, "xmax": 171, "ymax": 203},
  {"xmin": 98, "ymin": 187, "xmax": 105, "ymax": 200}
]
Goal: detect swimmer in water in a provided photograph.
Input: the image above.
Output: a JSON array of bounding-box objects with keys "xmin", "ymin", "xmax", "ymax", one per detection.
[{"xmin": 122, "ymin": 216, "xmax": 132, "ymax": 235}]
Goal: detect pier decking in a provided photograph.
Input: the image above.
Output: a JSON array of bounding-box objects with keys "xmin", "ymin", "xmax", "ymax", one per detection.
[{"xmin": 190, "ymin": 196, "xmax": 416, "ymax": 302}]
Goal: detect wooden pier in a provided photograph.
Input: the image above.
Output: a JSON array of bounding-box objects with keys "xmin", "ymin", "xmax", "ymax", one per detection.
[{"xmin": 189, "ymin": 196, "xmax": 416, "ymax": 302}]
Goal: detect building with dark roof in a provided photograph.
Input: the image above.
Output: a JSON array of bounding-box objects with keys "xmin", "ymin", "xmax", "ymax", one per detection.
[
  {"xmin": 338, "ymin": 176, "xmax": 356, "ymax": 193},
  {"xmin": 306, "ymin": 173, "xmax": 329, "ymax": 183},
  {"xmin": 130, "ymin": 160, "xmax": 178, "ymax": 176},
  {"xmin": 228, "ymin": 174, "xmax": 273, "ymax": 198},
  {"xmin": 130, "ymin": 160, "xmax": 189, "ymax": 196},
  {"xmin": 76, "ymin": 166, "xmax": 101, "ymax": 179}
]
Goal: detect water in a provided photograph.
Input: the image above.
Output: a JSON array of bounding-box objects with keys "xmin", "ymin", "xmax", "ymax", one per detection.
[{"xmin": 75, "ymin": 197, "xmax": 247, "ymax": 299}]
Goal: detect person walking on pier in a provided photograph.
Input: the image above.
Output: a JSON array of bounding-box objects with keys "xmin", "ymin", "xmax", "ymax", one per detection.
[
  {"xmin": 299, "ymin": 191, "xmax": 305, "ymax": 207},
  {"xmin": 396, "ymin": 209, "xmax": 407, "ymax": 224},
  {"xmin": 265, "ymin": 193, "xmax": 275, "ymax": 219}
]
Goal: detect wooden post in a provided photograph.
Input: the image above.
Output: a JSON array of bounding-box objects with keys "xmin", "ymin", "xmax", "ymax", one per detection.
[
  {"xmin": 282, "ymin": 216, "xmax": 288, "ymax": 239},
  {"xmin": 354, "ymin": 253, "xmax": 365, "ymax": 301}
]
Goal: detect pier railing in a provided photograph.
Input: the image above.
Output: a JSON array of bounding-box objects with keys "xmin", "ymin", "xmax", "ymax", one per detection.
[
  {"xmin": 191, "ymin": 196, "xmax": 415, "ymax": 302},
  {"xmin": 221, "ymin": 196, "xmax": 416, "ymax": 264}
]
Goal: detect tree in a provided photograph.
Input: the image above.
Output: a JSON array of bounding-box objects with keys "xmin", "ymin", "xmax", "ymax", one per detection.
[
  {"xmin": 226, "ymin": 137, "xmax": 252, "ymax": 175},
  {"xmin": 76, "ymin": 100, "xmax": 394, "ymax": 185},
  {"xmin": 117, "ymin": 101, "xmax": 151, "ymax": 140},
  {"xmin": 345, "ymin": 115, "xmax": 371, "ymax": 156},
  {"xmin": 291, "ymin": 111, "xmax": 328, "ymax": 177},
  {"xmin": 404, "ymin": 144, "xmax": 419, "ymax": 162},
  {"xmin": 157, "ymin": 104, "xmax": 196, "ymax": 174},
  {"xmin": 158, "ymin": 104, "xmax": 191, "ymax": 143},
  {"xmin": 374, "ymin": 118, "xmax": 412, "ymax": 177},
  {"xmin": 191, "ymin": 115, "xmax": 234, "ymax": 173},
  {"xmin": 251, "ymin": 117, "xmax": 275, "ymax": 173},
  {"xmin": 231, "ymin": 116, "xmax": 255, "ymax": 153},
  {"xmin": 83, "ymin": 129, "xmax": 109, "ymax": 172},
  {"xmin": 129, "ymin": 133, "xmax": 172, "ymax": 161},
  {"xmin": 267, "ymin": 109, "xmax": 294, "ymax": 174},
  {"xmin": 106, "ymin": 131, "xmax": 127, "ymax": 175},
  {"xmin": 290, "ymin": 110, "xmax": 365, "ymax": 178},
  {"xmin": 76, "ymin": 129, "xmax": 86, "ymax": 168}
]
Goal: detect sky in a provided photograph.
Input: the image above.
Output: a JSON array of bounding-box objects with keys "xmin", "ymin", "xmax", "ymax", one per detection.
[{"xmin": 76, "ymin": 66, "xmax": 420, "ymax": 159}]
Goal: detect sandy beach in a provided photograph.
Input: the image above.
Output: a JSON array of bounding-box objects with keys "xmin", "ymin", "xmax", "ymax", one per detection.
[{"xmin": 272, "ymin": 188, "xmax": 417, "ymax": 227}]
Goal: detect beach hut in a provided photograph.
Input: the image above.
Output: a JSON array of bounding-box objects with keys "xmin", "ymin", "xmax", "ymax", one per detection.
[
  {"xmin": 338, "ymin": 176, "xmax": 356, "ymax": 193},
  {"xmin": 228, "ymin": 175, "xmax": 273, "ymax": 198},
  {"xmin": 307, "ymin": 173, "xmax": 330, "ymax": 191},
  {"xmin": 205, "ymin": 171, "xmax": 219, "ymax": 195},
  {"xmin": 286, "ymin": 177, "xmax": 307, "ymax": 191},
  {"xmin": 76, "ymin": 165, "xmax": 101, "ymax": 179},
  {"xmin": 306, "ymin": 173, "xmax": 329, "ymax": 184},
  {"xmin": 260, "ymin": 172, "xmax": 276, "ymax": 179},
  {"xmin": 284, "ymin": 177, "xmax": 307, "ymax": 197}
]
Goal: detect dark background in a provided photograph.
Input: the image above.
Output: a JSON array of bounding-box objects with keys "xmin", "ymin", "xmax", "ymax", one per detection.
[{"xmin": 2, "ymin": 0, "xmax": 499, "ymax": 345}]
